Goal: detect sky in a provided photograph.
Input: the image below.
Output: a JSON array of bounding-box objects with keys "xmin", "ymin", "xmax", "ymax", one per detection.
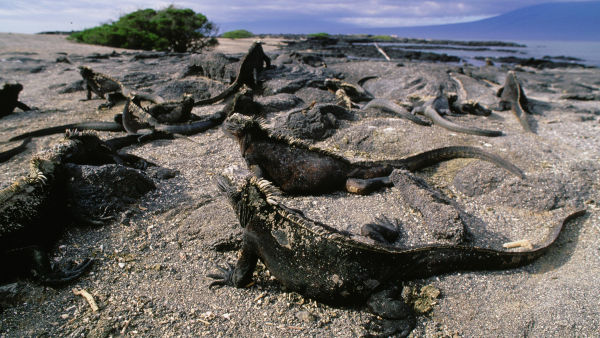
[{"xmin": 0, "ymin": 0, "xmax": 591, "ymax": 34}]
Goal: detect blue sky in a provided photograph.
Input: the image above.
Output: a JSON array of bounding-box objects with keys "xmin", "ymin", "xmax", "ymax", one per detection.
[{"xmin": 0, "ymin": 0, "xmax": 590, "ymax": 34}]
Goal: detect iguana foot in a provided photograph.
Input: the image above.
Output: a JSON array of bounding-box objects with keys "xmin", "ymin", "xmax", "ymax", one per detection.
[
  {"xmin": 207, "ymin": 263, "xmax": 235, "ymax": 288},
  {"xmin": 361, "ymin": 216, "xmax": 401, "ymax": 244},
  {"xmin": 363, "ymin": 317, "xmax": 414, "ymax": 338},
  {"xmin": 98, "ymin": 102, "xmax": 115, "ymax": 110},
  {"xmin": 39, "ymin": 258, "xmax": 93, "ymax": 286},
  {"xmin": 364, "ymin": 288, "xmax": 415, "ymax": 337},
  {"xmin": 346, "ymin": 176, "xmax": 392, "ymax": 195}
]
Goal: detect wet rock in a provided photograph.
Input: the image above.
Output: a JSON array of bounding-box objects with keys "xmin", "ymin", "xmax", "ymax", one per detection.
[
  {"xmin": 56, "ymin": 80, "xmax": 84, "ymax": 94},
  {"xmin": 121, "ymin": 72, "xmax": 162, "ymax": 89},
  {"xmin": 154, "ymin": 79, "xmax": 225, "ymax": 101},
  {"xmin": 473, "ymin": 162, "xmax": 598, "ymax": 211},
  {"xmin": 293, "ymin": 87, "xmax": 338, "ymax": 105},
  {"xmin": 276, "ymin": 104, "xmax": 353, "ymax": 140},
  {"xmin": 256, "ymin": 93, "xmax": 304, "ymax": 113},
  {"xmin": 130, "ymin": 51, "xmax": 167, "ymax": 60},
  {"xmin": 274, "ymin": 52, "xmax": 326, "ymax": 67},
  {"xmin": 55, "ymin": 55, "xmax": 71, "ymax": 64},
  {"xmin": 65, "ymin": 163, "xmax": 156, "ymax": 222},
  {"xmin": 29, "ymin": 65, "xmax": 45, "ymax": 73},
  {"xmin": 453, "ymin": 161, "xmax": 512, "ymax": 197},
  {"xmin": 391, "ymin": 169, "xmax": 467, "ymax": 244},
  {"xmin": 146, "ymin": 167, "xmax": 179, "ymax": 180},
  {"xmin": 402, "ymin": 284, "xmax": 441, "ymax": 314},
  {"xmin": 182, "ymin": 52, "xmax": 239, "ymax": 82},
  {"xmin": 262, "ymin": 65, "xmax": 333, "ymax": 95}
]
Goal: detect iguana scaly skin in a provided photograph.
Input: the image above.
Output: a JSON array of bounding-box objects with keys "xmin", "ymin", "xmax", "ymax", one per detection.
[
  {"xmin": 194, "ymin": 42, "xmax": 271, "ymax": 106},
  {"xmin": 324, "ymin": 78, "xmax": 373, "ymax": 109},
  {"xmin": 0, "ymin": 131, "xmax": 151, "ymax": 284},
  {"xmin": 222, "ymin": 113, "xmax": 524, "ymax": 195},
  {"xmin": 122, "ymin": 87, "xmax": 260, "ymax": 143},
  {"xmin": 211, "ymin": 171, "xmax": 585, "ymax": 337},
  {"xmin": 1, "ymin": 82, "xmax": 32, "ymax": 118},
  {"xmin": 362, "ymin": 98, "xmax": 431, "ymax": 126},
  {"xmin": 498, "ymin": 71, "xmax": 533, "ymax": 132},
  {"xmin": 8, "ymin": 121, "xmax": 124, "ymax": 142},
  {"xmin": 363, "ymin": 66, "xmax": 503, "ymax": 136},
  {"xmin": 122, "ymin": 94, "xmax": 225, "ymax": 142},
  {"xmin": 78, "ymin": 66, "xmax": 162, "ymax": 109}
]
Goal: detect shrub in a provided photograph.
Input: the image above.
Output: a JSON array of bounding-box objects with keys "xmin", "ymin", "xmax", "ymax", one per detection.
[
  {"xmin": 69, "ymin": 6, "xmax": 218, "ymax": 52},
  {"xmin": 307, "ymin": 32, "xmax": 331, "ymax": 38},
  {"xmin": 371, "ymin": 35, "xmax": 395, "ymax": 41},
  {"xmin": 221, "ymin": 29, "xmax": 254, "ymax": 39}
]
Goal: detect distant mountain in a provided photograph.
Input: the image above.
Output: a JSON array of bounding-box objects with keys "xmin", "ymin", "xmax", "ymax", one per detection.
[{"xmin": 367, "ymin": 1, "xmax": 600, "ymax": 41}]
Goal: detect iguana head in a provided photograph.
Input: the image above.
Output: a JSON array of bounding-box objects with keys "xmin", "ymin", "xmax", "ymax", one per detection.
[
  {"xmin": 62, "ymin": 130, "xmax": 116, "ymax": 165},
  {"xmin": 2, "ymin": 82, "xmax": 24, "ymax": 96},
  {"xmin": 78, "ymin": 65, "xmax": 94, "ymax": 78},
  {"xmin": 218, "ymin": 166, "xmax": 282, "ymax": 229},
  {"xmin": 222, "ymin": 113, "xmax": 268, "ymax": 153}
]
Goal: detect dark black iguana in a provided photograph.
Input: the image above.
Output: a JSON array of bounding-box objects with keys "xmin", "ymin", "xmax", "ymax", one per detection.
[
  {"xmin": 8, "ymin": 120, "xmax": 124, "ymax": 142},
  {"xmin": 0, "ymin": 131, "xmax": 153, "ymax": 285},
  {"xmin": 5, "ymin": 89, "xmax": 246, "ymax": 151},
  {"xmin": 362, "ymin": 67, "xmax": 504, "ymax": 136},
  {"xmin": 78, "ymin": 65, "xmax": 161, "ymax": 109},
  {"xmin": 497, "ymin": 71, "xmax": 534, "ymax": 132},
  {"xmin": 324, "ymin": 78, "xmax": 374, "ymax": 109},
  {"xmin": 122, "ymin": 87, "xmax": 259, "ymax": 142},
  {"xmin": 222, "ymin": 113, "xmax": 524, "ymax": 195},
  {"xmin": 210, "ymin": 171, "xmax": 585, "ymax": 337},
  {"xmin": 1, "ymin": 82, "xmax": 32, "ymax": 118},
  {"xmin": 193, "ymin": 41, "xmax": 271, "ymax": 106}
]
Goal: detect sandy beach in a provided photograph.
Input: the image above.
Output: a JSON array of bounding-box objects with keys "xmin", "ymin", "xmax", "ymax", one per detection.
[{"xmin": 1, "ymin": 33, "xmax": 599, "ymax": 337}]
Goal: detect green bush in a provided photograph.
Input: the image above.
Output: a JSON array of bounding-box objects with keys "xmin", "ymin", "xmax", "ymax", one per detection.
[
  {"xmin": 221, "ymin": 29, "xmax": 254, "ymax": 39},
  {"xmin": 371, "ymin": 35, "xmax": 395, "ymax": 41},
  {"xmin": 307, "ymin": 32, "xmax": 331, "ymax": 38},
  {"xmin": 69, "ymin": 6, "xmax": 218, "ymax": 52}
]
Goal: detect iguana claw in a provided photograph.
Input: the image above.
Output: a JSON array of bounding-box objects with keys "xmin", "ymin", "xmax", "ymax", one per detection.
[{"xmin": 207, "ymin": 262, "xmax": 235, "ymax": 288}]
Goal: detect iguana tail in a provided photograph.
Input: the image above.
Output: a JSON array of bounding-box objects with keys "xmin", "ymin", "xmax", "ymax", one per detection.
[
  {"xmin": 401, "ymin": 209, "xmax": 585, "ymax": 279},
  {"xmin": 380, "ymin": 146, "xmax": 525, "ymax": 178},
  {"xmin": 193, "ymin": 83, "xmax": 240, "ymax": 106},
  {"xmin": 421, "ymin": 105, "xmax": 503, "ymax": 137},
  {"xmin": 9, "ymin": 122, "xmax": 124, "ymax": 141}
]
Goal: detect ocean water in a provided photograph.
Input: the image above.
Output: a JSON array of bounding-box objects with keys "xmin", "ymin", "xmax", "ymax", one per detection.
[
  {"xmin": 518, "ymin": 40, "xmax": 600, "ymax": 67},
  {"xmin": 378, "ymin": 40, "xmax": 600, "ymax": 67}
]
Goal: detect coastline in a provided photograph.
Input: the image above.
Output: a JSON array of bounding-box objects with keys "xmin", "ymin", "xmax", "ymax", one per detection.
[{"xmin": 1, "ymin": 33, "xmax": 599, "ymax": 337}]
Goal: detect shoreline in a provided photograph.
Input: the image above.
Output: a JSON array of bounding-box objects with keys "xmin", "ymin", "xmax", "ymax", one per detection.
[{"xmin": 0, "ymin": 33, "xmax": 598, "ymax": 337}]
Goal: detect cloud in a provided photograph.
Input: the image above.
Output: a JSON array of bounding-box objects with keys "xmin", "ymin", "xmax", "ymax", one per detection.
[
  {"xmin": 338, "ymin": 15, "xmax": 493, "ymax": 28},
  {"xmin": 0, "ymin": 0, "xmax": 589, "ymax": 34}
]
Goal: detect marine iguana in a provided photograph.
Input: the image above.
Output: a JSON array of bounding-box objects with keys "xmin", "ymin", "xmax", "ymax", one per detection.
[
  {"xmin": 222, "ymin": 113, "xmax": 524, "ymax": 195},
  {"xmin": 362, "ymin": 66, "xmax": 503, "ymax": 136},
  {"xmin": 194, "ymin": 41, "xmax": 271, "ymax": 106},
  {"xmin": 324, "ymin": 78, "xmax": 373, "ymax": 109},
  {"xmin": 362, "ymin": 98, "xmax": 431, "ymax": 126},
  {"xmin": 8, "ymin": 120, "xmax": 124, "ymax": 142},
  {"xmin": 0, "ymin": 131, "xmax": 155, "ymax": 285},
  {"xmin": 210, "ymin": 171, "xmax": 585, "ymax": 337},
  {"xmin": 78, "ymin": 66, "xmax": 161, "ymax": 109},
  {"xmin": 497, "ymin": 71, "xmax": 534, "ymax": 132},
  {"xmin": 6, "ymin": 93, "xmax": 196, "ymax": 144},
  {"xmin": 122, "ymin": 87, "xmax": 261, "ymax": 143},
  {"xmin": 1, "ymin": 82, "xmax": 32, "ymax": 118}
]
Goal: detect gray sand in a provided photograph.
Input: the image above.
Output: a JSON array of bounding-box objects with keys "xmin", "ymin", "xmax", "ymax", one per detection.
[{"xmin": 0, "ymin": 33, "xmax": 599, "ymax": 337}]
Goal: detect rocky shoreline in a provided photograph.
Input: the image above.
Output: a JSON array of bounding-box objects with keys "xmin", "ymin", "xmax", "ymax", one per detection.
[{"xmin": 1, "ymin": 33, "xmax": 599, "ymax": 337}]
